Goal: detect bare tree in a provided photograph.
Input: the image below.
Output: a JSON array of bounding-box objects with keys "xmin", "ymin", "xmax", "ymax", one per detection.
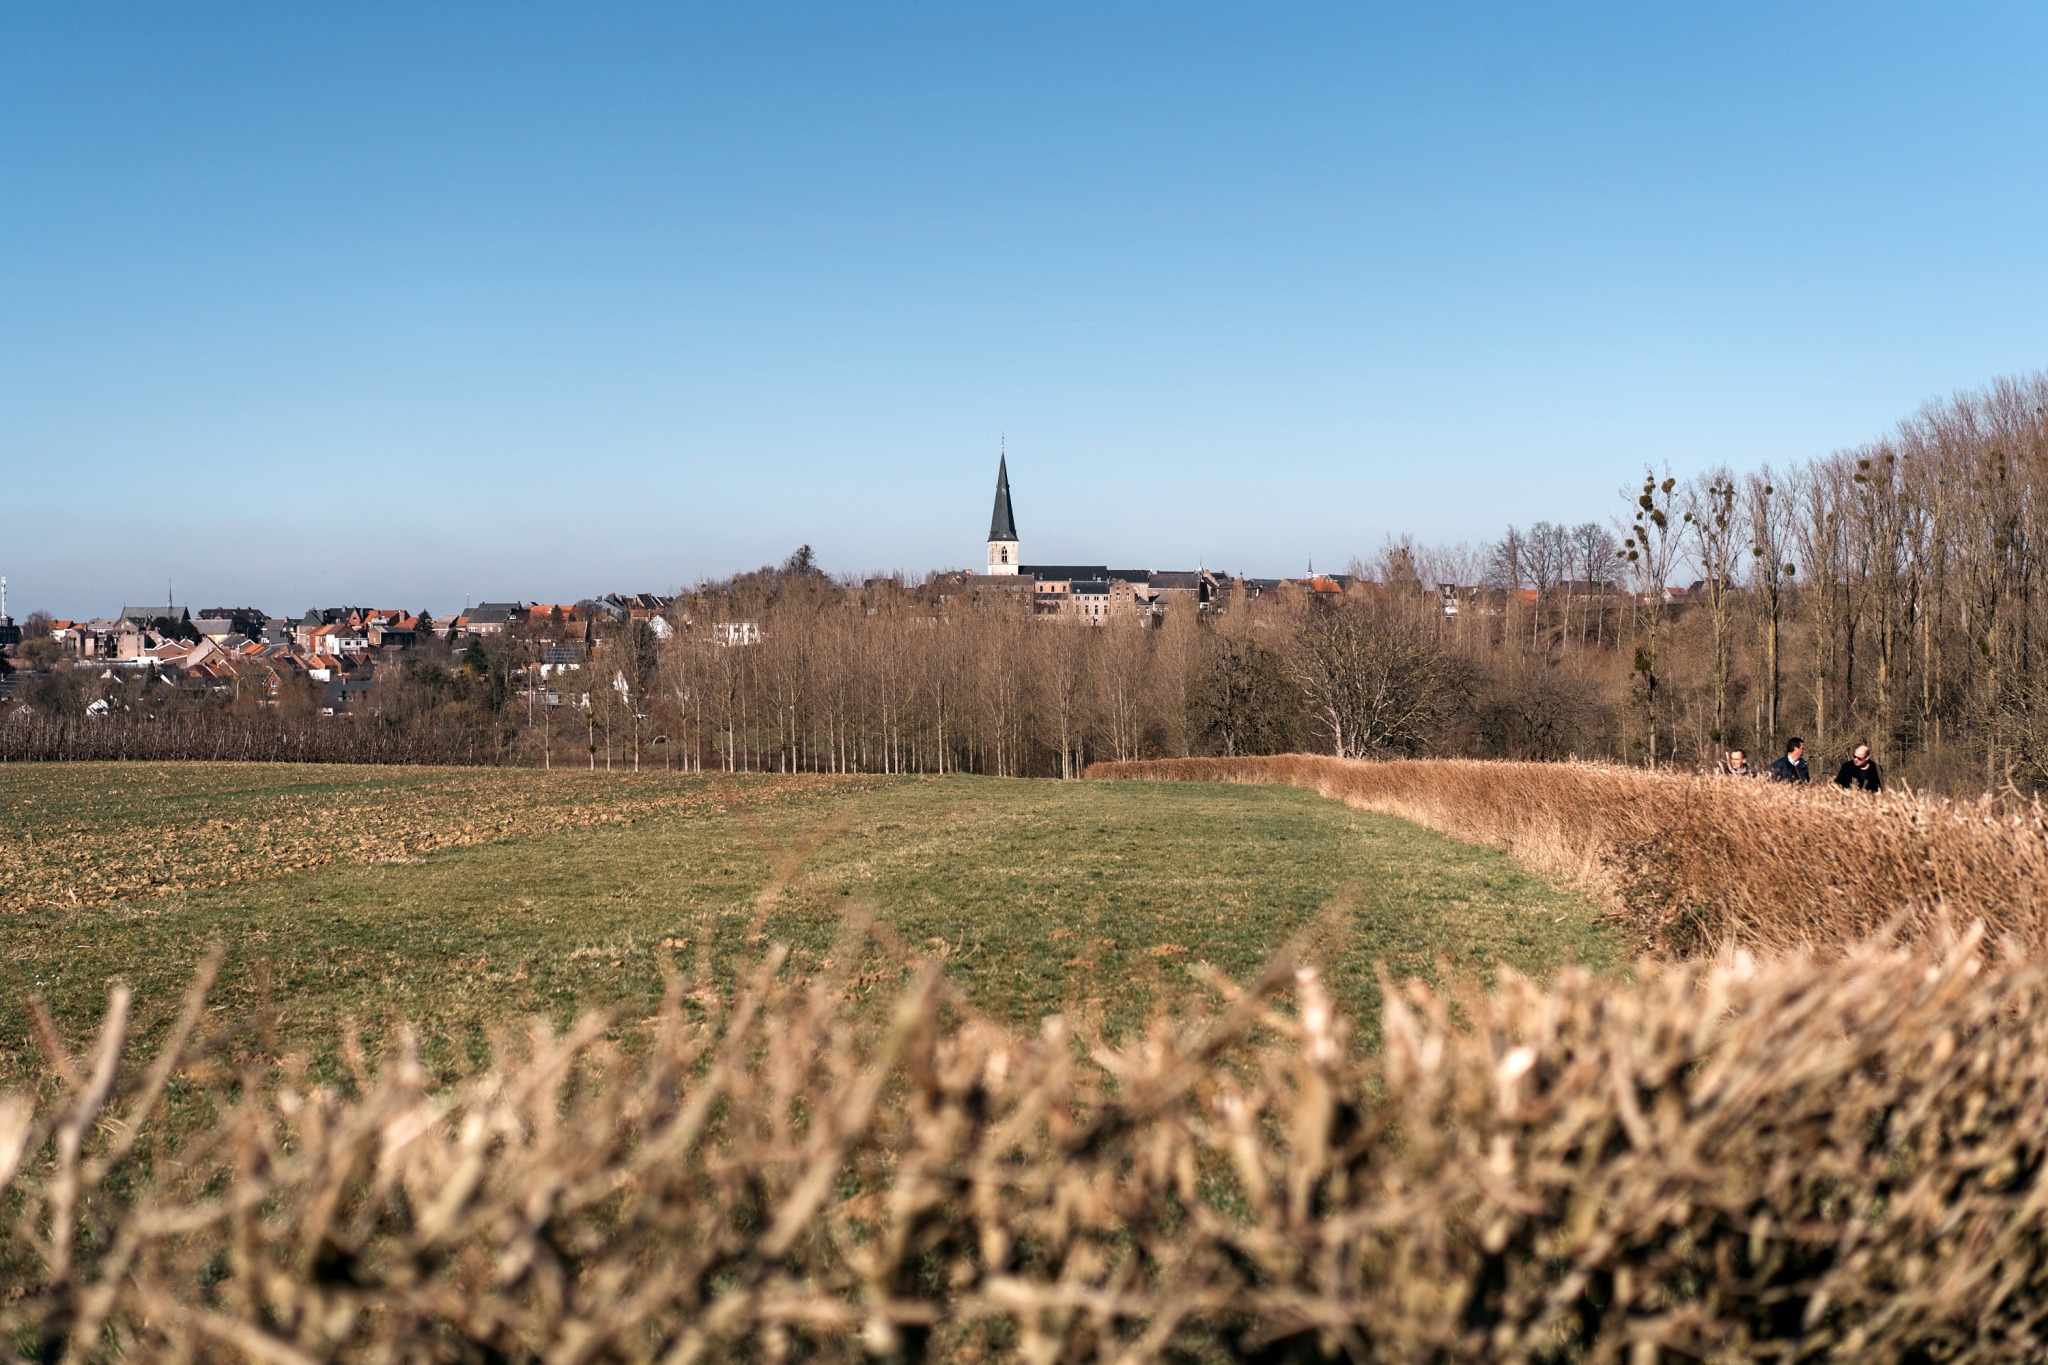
[
  {"xmin": 1569, "ymin": 522, "xmax": 1615, "ymax": 647},
  {"xmin": 1487, "ymin": 526, "xmax": 1528, "ymax": 590},
  {"xmin": 1031, "ymin": 621, "xmax": 1092, "ymax": 779},
  {"xmin": 1525, "ymin": 522, "xmax": 1569, "ymax": 649},
  {"xmin": 1284, "ymin": 595, "xmax": 1466, "ymax": 758},
  {"xmin": 1683, "ymin": 468, "xmax": 1742, "ymax": 753},
  {"xmin": 1090, "ymin": 618, "xmax": 1151, "ymax": 763},
  {"xmin": 1618, "ymin": 470, "xmax": 1680, "ymax": 765},
  {"xmin": 1189, "ymin": 626, "xmax": 1300, "ymax": 756},
  {"xmin": 1149, "ymin": 594, "xmax": 1204, "ymax": 758},
  {"xmin": 1745, "ymin": 467, "xmax": 1795, "ymax": 747},
  {"xmin": 1795, "ymin": 456, "xmax": 1852, "ymax": 745}
]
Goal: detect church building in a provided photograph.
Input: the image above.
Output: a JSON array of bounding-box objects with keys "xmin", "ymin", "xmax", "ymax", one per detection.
[
  {"xmin": 986, "ymin": 454, "xmax": 1020, "ymax": 574},
  {"xmin": 980, "ymin": 452, "xmax": 1227, "ymax": 621}
]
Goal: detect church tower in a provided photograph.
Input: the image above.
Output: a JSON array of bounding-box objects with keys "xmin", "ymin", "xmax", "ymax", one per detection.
[{"xmin": 986, "ymin": 452, "xmax": 1020, "ymax": 575}]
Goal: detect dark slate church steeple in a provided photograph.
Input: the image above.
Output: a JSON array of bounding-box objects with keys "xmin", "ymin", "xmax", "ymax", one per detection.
[{"xmin": 987, "ymin": 452, "xmax": 1020, "ymax": 575}]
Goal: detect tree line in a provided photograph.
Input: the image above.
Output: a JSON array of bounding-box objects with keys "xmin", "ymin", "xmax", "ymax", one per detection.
[
  {"xmin": 619, "ymin": 368, "xmax": 2048, "ymax": 792},
  {"xmin": 9, "ymin": 370, "xmax": 2048, "ymax": 790}
]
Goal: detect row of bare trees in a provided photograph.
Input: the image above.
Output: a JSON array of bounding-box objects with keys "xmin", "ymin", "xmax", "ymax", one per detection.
[
  {"xmin": 11, "ymin": 371, "xmax": 2048, "ymax": 788},
  {"xmin": 635, "ymin": 573, "xmax": 1206, "ymax": 779},
  {"xmin": 595, "ymin": 559, "xmax": 1489, "ymax": 779},
  {"xmin": 1395, "ymin": 370, "xmax": 2048, "ymax": 788}
]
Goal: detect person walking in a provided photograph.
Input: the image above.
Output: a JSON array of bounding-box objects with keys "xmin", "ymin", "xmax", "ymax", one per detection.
[
  {"xmin": 1769, "ymin": 737, "xmax": 1811, "ymax": 784},
  {"xmin": 1833, "ymin": 743, "xmax": 1882, "ymax": 792}
]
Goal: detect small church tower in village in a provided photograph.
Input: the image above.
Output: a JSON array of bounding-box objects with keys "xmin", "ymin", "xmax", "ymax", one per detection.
[{"xmin": 986, "ymin": 452, "xmax": 1020, "ymax": 575}]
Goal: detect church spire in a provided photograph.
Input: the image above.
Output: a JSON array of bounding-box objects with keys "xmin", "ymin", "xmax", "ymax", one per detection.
[
  {"xmin": 989, "ymin": 450, "xmax": 1018, "ymax": 543},
  {"xmin": 986, "ymin": 447, "xmax": 1020, "ymax": 575}
]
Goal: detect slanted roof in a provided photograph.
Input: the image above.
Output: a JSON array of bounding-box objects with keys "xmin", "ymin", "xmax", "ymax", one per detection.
[
  {"xmin": 467, "ymin": 602, "xmax": 525, "ymax": 625},
  {"xmin": 1020, "ymin": 565, "xmax": 1112, "ymax": 583},
  {"xmin": 988, "ymin": 455, "xmax": 1018, "ymax": 542}
]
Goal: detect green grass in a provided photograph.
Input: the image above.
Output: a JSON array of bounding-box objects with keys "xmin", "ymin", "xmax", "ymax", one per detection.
[{"xmin": 2, "ymin": 767, "xmax": 1616, "ymax": 1080}]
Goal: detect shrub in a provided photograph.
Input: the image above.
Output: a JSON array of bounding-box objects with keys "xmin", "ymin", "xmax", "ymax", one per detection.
[
  {"xmin": 1088, "ymin": 754, "xmax": 2048, "ymax": 957},
  {"xmin": 11, "ymin": 929, "xmax": 2048, "ymax": 1360},
  {"xmin": 0, "ymin": 712, "xmax": 479, "ymax": 764}
]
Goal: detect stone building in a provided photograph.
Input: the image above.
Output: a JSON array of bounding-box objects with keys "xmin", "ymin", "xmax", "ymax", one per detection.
[{"xmin": 982, "ymin": 453, "xmax": 1228, "ymax": 624}]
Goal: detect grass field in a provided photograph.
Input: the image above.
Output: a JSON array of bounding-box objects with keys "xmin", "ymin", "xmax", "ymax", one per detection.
[
  {"xmin": 1, "ymin": 763, "xmax": 1615, "ymax": 1079},
  {"xmin": 15, "ymin": 764, "xmax": 2048, "ymax": 1362}
]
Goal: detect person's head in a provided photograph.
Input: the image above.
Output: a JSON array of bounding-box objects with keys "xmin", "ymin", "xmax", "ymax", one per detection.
[
  {"xmin": 1728, "ymin": 748, "xmax": 1747, "ymax": 767},
  {"xmin": 1852, "ymin": 743, "xmax": 1872, "ymax": 766},
  {"xmin": 1786, "ymin": 737, "xmax": 1805, "ymax": 759}
]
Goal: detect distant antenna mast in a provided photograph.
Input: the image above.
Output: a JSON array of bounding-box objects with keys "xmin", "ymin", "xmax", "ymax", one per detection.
[{"xmin": 1, "ymin": 577, "xmax": 8, "ymax": 620}]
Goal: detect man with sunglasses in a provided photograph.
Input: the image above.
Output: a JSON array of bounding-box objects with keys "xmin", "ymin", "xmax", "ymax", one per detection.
[{"xmin": 1833, "ymin": 743, "xmax": 1882, "ymax": 793}]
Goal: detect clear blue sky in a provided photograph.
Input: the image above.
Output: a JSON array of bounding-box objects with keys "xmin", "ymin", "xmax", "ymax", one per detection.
[{"xmin": 6, "ymin": 3, "xmax": 2047, "ymax": 616}]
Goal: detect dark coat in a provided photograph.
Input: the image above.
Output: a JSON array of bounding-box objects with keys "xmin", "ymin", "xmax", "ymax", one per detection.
[
  {"xmin": 1769, "ymin": 754, "xmax": 1810, "ymax": 783},
  {"xmin": 1834, "ymin": 758, "xmax": 1882, "ymax": 792}
]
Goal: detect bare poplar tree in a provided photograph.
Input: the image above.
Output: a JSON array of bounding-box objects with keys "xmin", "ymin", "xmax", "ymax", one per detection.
[
  {"xmin": 1031, "ymin": 620, "xmax": 1092, "ymax": 779},
  {"xmin": 1618, "ymin": 470, "xmax": 1680, "ymax": 765},
  {"xmin": 1744, "ymin": 467, "xmax": 1795, "ymax": 748},
  {"xmin": 1795, "ymin": 456, "xmax": 1852, "ymax": 745},
  {"xmin": 1848, "ymin": 446, "xmax": 1917, "ymax": 760},
  {"xmin": 1149, "ymin": 594, "xmax": 1204, "ymax": 758},
  {"xmin": 1682, "ymin": 468, "xmax": 1742, "ymax": 753},
  {"xmin": 1090, "ymin": 618, "xmax": 1151, "ymax": 763}
]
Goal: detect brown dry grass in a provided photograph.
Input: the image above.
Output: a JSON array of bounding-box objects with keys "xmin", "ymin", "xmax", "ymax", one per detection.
[
  {"xmin": 10, "ymin": 923, "xmax": 2048, "ymax": 1361},
  {"xmin": 1088, "ymin": 755, "xmax": 2048, "ymax": 957},
  {"xmin": 0, "ymin": 764, "xmax": 877, "ymax": 915}
]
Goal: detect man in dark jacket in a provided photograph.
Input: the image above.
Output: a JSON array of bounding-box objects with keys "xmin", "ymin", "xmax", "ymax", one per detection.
[
  {"xmin": 1834, "ymin": 743, "xmax": 1882, "ymax": 792},
  {"xmin": 1769, "ymin": 737, "xmax": 1811, "ymax": 783}
]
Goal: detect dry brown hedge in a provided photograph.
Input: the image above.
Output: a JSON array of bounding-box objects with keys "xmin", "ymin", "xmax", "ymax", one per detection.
[
  {"xmin": 1086, "ymin": 755, "xmax": 2048, "ymax": 957},
  {"xmin": 10, "ymin": 925, "xmax": 2048, "ymax": 1362},
  {"xmin": 0, "ymin": 713, "xmax": 487, "ymax": 765}
]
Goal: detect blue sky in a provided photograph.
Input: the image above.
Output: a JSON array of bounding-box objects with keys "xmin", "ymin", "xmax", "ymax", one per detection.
[{"xmin": 6, "ymin": 3, "xmax": 2047, "ymax": 615}]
